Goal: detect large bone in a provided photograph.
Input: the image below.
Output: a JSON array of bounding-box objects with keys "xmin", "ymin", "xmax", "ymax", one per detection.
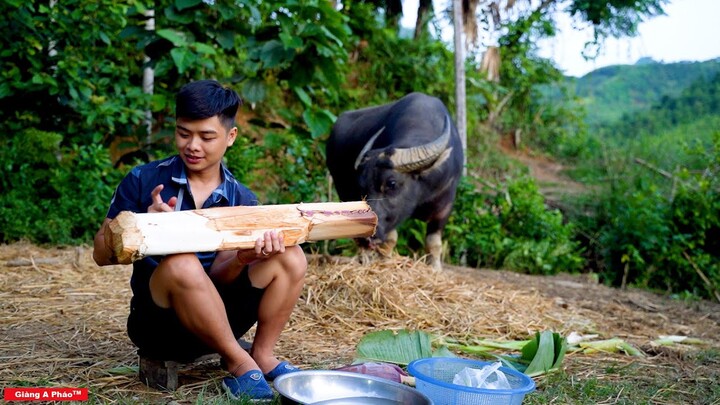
[{"xmin": 106, "ymin": 201, "xmax": 377, "ymax": 264}]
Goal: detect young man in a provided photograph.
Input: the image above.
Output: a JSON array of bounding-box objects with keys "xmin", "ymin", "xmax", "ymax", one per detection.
[{"xmin": 93, "ymin": 79, "xmax": 307, "ymax": 401}]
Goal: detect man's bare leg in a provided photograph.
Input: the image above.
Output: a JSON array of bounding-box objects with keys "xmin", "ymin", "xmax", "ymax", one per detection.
[
  {"xmin": 149, "ymin": 253, "xmax": 256, "ymax": 376},
  {"xmin": 245, "ymin": 245, "xmax": 307, "ymax": 374}
]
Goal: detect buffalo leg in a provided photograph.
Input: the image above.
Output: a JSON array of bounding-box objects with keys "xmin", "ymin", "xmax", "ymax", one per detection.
[
  {"xmin": 425, "ymin": 231, "xmax": 442, "ymax": 270},
  {"xmin": 377, "ymin": 229, "xmax": 398, "ymax": 257},
  {"xmin": 358, "ymin": 247, "xmax": 374, "ymax": 265}
]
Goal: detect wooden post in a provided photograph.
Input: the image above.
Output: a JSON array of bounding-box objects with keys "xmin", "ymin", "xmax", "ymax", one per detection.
[
  {"xmin": 107, "ymin": 201, "xmax": 377, "ymax": 264},
  {"xmin": 453, "ymin": 0, "xmax": 467, "ymax": 176}
]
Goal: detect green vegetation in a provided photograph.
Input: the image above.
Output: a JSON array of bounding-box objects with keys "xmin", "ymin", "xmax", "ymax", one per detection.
[
  {"xmin": 0, "ymin": 129, "xmax": 123, "ymax": 244},
  {"xmin": 598, "ymin": 70, "xmax": 720, "ymax": 144},
  {"xmin": 1, "ymin": 0, "xmax": 717, "ymax": 302},
  {"xmin": 355, "ymin": 329, "xmax": 567, "ymax": 377},
  {"xmin": 556, "ymin": 66, "xmax": 720, "ymax": 300},
  {"xmin": 439, "ymin": 177, "xmax": 584, "ymax": 275}
]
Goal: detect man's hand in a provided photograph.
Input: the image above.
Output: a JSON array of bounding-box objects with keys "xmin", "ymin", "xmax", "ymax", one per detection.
[
  {"xmin": 236, "ymin": 230, "xmax": 285, "ymax": 265},
  {"xmin": 102, "ymin": 221, "xmax": 119, "ymax": 264},
  {"xmin": 148, "ymin": 184, "xmax": 178, "ymax": 213},
  {"xmin": 212, "ymin": 230, "xmax": 287, "ymax": 283},
  {"xmin": 93, "ymin": 218, "xmax": 118, "ymax": 266},
  {"xmin": 257, "ymin": 230, "xmax": 285, "ymax": 257}
]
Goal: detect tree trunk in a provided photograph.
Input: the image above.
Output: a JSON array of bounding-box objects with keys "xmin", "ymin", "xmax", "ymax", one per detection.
[
  {"xmin": 414, "ymin": 0, "xmax": 432, "ymax": 40},
  {"xmin": 106, "ymin": 202, "xmax": 377, "ymax": 264},
  {"xmin": 142, "ymin": 9, "xmax": 155, "ymax": 142},
  {"xmin": 453, "ymin": 0, "xmax": 467, "ymax": 175}
]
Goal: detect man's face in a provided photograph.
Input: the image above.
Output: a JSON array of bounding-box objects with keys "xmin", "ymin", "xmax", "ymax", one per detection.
[{"xmin": 175, "ymin": 116, "xmax": 237, "ymax": 174}]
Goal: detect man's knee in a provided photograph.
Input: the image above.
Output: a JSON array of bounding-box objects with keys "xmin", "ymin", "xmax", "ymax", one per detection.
[
  {"xmin": 247, "ymin": 247, "xmax": 306, "ymax": 289},
  {"xmin": 153, "ymin": 253, "xmax": 206, "ymax": 289},
  {"xmin": 280, "ymin": 246, "xmax": 307, "ymax": 282}
]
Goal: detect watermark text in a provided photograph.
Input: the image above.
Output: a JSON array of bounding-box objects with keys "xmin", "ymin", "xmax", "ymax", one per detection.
[{"xmin": 4, "ymin": 388, "xmax": 88, "ymax": 402}]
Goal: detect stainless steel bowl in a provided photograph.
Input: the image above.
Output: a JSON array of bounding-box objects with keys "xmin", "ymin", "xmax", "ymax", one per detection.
[{"xmin": 273, "ymin": 370, "xmax": 433, "ymax": 405}]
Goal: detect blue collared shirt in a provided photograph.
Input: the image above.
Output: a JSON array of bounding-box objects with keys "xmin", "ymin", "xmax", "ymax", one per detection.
[{"xmin": 106, "ymin": 155, "xmax": 258, "ymax": 291}]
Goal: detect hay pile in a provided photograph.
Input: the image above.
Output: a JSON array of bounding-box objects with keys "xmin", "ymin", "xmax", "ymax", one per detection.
[
  {"xmin": 280, "ymin": 255, "xmax": 579, "ymax": 367},
  {"xmin": 1, "ymin": 243, "xmax": 717, "ymax": 402},
  {"xmin": 0, "ymin": 243, "xmax": 138, "ymax": 401}
]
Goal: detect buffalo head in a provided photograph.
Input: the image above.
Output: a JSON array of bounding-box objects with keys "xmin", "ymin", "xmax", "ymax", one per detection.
[{"xmin": 353, "ymin": 116, "xmax": 453, "ymax": 248}]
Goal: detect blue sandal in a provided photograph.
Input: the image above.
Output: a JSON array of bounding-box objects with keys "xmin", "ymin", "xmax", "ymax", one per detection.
[
  {"xmin": 264, "ymin": 361, "xmax": 300, "ymax": 381},
  {"xmin": 222, "ymin": 370, "xmax": 274, "ymax": 402}
]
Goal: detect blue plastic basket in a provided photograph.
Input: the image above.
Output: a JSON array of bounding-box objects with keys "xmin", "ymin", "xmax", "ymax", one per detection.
[{"xmin": 408, "ymin": 357, "xmax": 535, "ymax": 405}]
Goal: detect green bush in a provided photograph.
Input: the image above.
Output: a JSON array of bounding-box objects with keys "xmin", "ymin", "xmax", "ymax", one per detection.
[
  {"xmin": 258, "ymin": 129, "xmax": 328, "ymax": 204},
  {"xmin": 338, "ymin": 16, "xmax": 455, "ymax": 110},
  {"xmin": 442, "ymin": 177, "xmax": 584, "ymax": 275},
  {"xmin": 224, "ymin": 133, "xmax": 263, "ymax": 189},
  {"xmin": 574, "ymin": 133, "xmax": 720, "ymax": 299},
  {"xmin": 595, "ymin": 182, "xmax": 671, "ymax": 286},
  {"xmin": 0, "ymin": 130, "xmax": 121, "ymax": 244},
  {"xmin": 0, "ymin": 0, "xmax": 149, "ymax": 146}
]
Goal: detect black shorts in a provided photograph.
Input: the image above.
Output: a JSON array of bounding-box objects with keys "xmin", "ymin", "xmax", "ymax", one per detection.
[{"xmin": 127, "ymin": 268, "xmax": 265, "ymax": 361}]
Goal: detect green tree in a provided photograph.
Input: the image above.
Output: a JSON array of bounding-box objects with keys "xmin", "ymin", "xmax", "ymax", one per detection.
[
  {"xmin": 0, "ymin": 0, "xmax": 149, "ymax": 145},
  {"xmin": 122, "ymin": 0, "xmax": 351, "ymax": 150}
]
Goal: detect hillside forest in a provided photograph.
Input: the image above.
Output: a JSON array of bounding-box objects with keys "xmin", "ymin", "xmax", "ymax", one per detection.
[{"xmin": 1, "ymin": 0, "xmax": 718, "ymax": 301}]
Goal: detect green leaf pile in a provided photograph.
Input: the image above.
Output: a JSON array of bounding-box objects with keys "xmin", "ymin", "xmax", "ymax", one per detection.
[
  {"xmin": 517, "ymin": 331, "xmax": 567, "ymax": 377},
  {"xmin": 355, "ymin": 329, "xmax": 451, "ymax": 366},
  {"xmin": 356, "ymin": 329, "xmax": 569, "ymax": 377}
]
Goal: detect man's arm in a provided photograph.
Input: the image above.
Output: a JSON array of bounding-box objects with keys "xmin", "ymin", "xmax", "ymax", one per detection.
[
  {"xmin": 209, "ymin": 250, "xmax": 255, "ymax": 284},
  {"xmin": 209, "ymin": 230, "xmax": 285, "ymax": 284},
  {"xmin": 93, "ymin": 184, "xmax": 179, "ymax": 267}
]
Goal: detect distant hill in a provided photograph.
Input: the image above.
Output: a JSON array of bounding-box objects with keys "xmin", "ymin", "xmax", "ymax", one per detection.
[
  {"xmin": 585, "ymin": 63, "xmax": 720, "ymax": 170},
  {"xmin": 606, "ymin": 69, "xmax": 720, "ymax": 136},
  {"xmin": 569, "ymin": 58, "xmax": 720, "ymax": 127}
]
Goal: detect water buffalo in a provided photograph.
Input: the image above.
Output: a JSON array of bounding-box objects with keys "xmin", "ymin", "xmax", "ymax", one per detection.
[{"xmin": 326, "ymin": 92, "xmax": 464, "ymax": 269}]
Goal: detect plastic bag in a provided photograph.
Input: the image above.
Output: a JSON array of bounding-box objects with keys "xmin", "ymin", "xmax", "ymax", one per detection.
[
  {"xmin": 334, "ymin": 362, "xmax": 409, "ymax": 383},
  {"xmin": 452, "ymin": 362, "xmax": 511, "ymax": 389}
]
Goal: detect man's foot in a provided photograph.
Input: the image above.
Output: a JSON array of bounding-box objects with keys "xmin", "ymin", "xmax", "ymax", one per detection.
[
  {"xmin": 222, "ymin": 370, "xmax": 273, "ymax": 402},
  {"xmin": 263, "ymin": 361, "xmax": 300, "ymax": 382}
]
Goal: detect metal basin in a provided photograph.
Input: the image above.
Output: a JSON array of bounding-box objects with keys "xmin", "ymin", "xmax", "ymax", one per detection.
[{"xmin": 274, "ymin": 370, "xmax": 433, "ymax": 405}]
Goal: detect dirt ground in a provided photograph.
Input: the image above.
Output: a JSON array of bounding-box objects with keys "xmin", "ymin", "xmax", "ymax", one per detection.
[{"xmin": 1, "ymin": 242, "xmax": 718, "ymax": 404}]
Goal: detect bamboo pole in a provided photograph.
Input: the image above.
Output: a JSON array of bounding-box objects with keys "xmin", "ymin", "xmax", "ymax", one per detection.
[{"xmin": 106, "ymin": 201, "xmax": 377, "ymax": 264}]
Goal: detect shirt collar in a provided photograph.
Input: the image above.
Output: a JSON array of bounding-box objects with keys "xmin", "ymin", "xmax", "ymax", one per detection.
[
  {"xmin": 215, "ymin": 163, "xmax": 234, "ymax": 204},
  {"xmin": 167, "ymin": 156, "xmax": 187, "ymax": 185},
  {"xmin": 167, "ymin": 155, "xmax": 232, "ymax": 207}
]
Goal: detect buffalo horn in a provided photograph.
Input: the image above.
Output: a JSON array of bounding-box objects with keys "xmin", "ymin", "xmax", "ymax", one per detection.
[
  {"xmin": 390, "ymin": 115, "xmax": 451, "ymax": 172},
  {"xmin": 354, "ymin": 126, "xmax": 385, "ymax": 170}
]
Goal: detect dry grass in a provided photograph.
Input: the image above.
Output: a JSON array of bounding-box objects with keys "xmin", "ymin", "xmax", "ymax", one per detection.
[
  {"xmin": 283, "ymin": 254, "xmax": 575, "ymax": 366},
  {"xmin": 1, "ymin": 242, "xmax": 719, "ymax": 403}
]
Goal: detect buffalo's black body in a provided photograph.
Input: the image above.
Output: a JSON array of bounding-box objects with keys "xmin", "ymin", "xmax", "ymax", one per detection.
[{"xmin": 326, "ymin": 92, "xmax": 463, "ymax": 268}]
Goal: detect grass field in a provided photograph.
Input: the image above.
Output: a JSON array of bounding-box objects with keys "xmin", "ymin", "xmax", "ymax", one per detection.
[{"xmin": 1, "ymin": 243, "xmax": 718, "ymax": 404}]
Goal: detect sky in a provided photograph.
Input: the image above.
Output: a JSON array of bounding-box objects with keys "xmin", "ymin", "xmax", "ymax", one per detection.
[{"xmin": 400, "ymin": 0, "xmax": 720, "ymax": 77}]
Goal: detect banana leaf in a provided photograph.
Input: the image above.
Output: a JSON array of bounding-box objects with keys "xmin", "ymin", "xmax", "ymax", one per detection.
[
  {"xmin": 498, "ymin": 331, "xmax": 567, "ymax": 377},
  {"xmin": 355, "ymin": 329, "xmax": 566, "ymax": 377},
  {"xmin": 355, "ymin": 329, "xmax": 452, "ymax": 366},
  {"xmin": 524, "ymin": 331, "xmax": 566, "ymax": 376}
]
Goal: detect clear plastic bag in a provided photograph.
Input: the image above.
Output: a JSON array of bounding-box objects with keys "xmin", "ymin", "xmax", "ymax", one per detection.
[{"xmin": 452, "ymin": 362, "xmax": 512, "ymax": 390}]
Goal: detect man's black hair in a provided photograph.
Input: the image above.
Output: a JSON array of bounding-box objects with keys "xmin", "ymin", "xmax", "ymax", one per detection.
[{"xmin": 175, "ymin": 79, "xmax": 242, "ymax": 130}]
